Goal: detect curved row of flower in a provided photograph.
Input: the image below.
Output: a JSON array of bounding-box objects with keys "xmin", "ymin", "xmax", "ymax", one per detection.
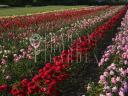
[
  {"xmin": 0, "ymin": 6, "xmax": 125, "ymax": 96},
  {"xmin": 86, "ymin": 9, "xmax": 128, "ymax": 96},
  {"xmin": 0, "ymin": 6, "xmax": 122, "ymax": 88},
  {"xmin": 0, "ymin": 6, "xmax": 108, "ymax": 31},
  {"xmin": 98, "ymin": 10, "xmax": 128, "ymax": 96}
]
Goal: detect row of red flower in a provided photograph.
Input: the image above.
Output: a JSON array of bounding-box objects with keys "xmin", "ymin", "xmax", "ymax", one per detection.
[
  {"xmin": 0, "ymin": 6, "xmax": 127, "ymax": 96},
  {"xmin": 0, "ymin": 6, "xmax": 108, "ymax": 31}
]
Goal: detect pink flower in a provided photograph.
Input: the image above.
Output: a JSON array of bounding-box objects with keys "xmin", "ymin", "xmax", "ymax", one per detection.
[
  {"xmin": 100, "ymin": 75, "xmax": 106, "ymax": 82},
  {"xmin": 126, "ymin": 68, "xmax": 128, "ymax": 73},
  {"xmin": 14, "ymin": 56, "xmax": 20, "ymax": 63},
  {"xmin": 111, "ymin": 77, "xmax": 117, "ymax": 84},
  {"xmin": 119, "ymin": 68, "xmax": 126, "ymax": 77},
  {"xmin": 118, "ymin": 91, "xmax": 125, "ymax": 96},
  {"xmin": 103, "ymin": 72, "xmax": 109, "ymax": 77},
  {"xmin": 1, "ymin": 58, "xmax": 7, "ymax": 64}
]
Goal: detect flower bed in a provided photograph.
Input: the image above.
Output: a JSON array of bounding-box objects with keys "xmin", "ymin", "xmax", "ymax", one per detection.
[
  {"xmin": 0, "ymin": 6, "xmax": 126, "ymax": 96},
  {"xmin": 0, "ymin": 6, "xmax": 123, "ymax": 90}
]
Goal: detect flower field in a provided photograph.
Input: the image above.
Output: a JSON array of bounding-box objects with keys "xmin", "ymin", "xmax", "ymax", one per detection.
[{"xmin": 0, "ymin": 5, "xmax": 128, "ymax": 96}]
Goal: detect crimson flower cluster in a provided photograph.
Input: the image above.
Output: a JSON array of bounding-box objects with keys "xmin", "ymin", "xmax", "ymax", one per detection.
[{"xmin": 0, "ymin": 84, "xmax": 8, "ymax": 92}]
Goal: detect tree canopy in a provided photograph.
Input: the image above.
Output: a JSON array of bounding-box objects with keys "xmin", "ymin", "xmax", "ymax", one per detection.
[{"xmin": 0, "ymin": 0, "xmax": 127, "ymax": 6}]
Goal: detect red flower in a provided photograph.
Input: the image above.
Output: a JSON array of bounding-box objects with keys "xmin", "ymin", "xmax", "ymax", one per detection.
[
  {"xmin": 55, "ymin": 61, "xmax": 63, "ymax": 66},
  {"xmin": 27, "ymin": 82, "xmax": 39, "ymax": 95},
  {"xmin": 32, "ymin": 75, "xmax": 41, "ymax": 83},
  {"xmin": 0, "ymin": 84, "xmax": 8, "ymax": 92},
  {"xmin": 45, "ymin": 79, "xmax": 51, "ymax": 84},
  {"xmin": 54, "ymin": 66, "xmax": 62, "ymax": 72},
  {"xmin": 21, "ymin": 79, "xmax": 29, "ymax": 87},
  {"xmin": 40, "ymin": 87, "xmax": 47, "ymax": 92},
  {"xmin": 11, "ymin": 89, "xmax": 20, "ymax": 95},
  {"xmin": 45, "ymin": 63, "xmax": 52, "ymax": 69}
]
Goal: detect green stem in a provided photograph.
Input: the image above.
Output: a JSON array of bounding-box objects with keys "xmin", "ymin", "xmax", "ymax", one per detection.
[{"xmin": 35, "ymin": 48, "xmax": 37, "ymax": 63}]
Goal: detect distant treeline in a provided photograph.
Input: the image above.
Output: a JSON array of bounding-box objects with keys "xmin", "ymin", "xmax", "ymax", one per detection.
[{"xmin": 0, "ymin": 0, "xmax": 127, "ymax": 6}]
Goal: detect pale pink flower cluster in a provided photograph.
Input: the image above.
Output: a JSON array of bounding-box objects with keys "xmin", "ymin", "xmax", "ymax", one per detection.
[
  {"xmin": 99, "ymin": 12, "xmax": 128, "ymax": 67},
  {"xmin": 13, "ymin": 45, "xmax": 33, "ymax": 63},
  {"xmin": 64, "ymin": 6, "xmax": 121, "ymax": 41},
  {"xmin": 99, "ymin": 63, "xmax": 128, "ymax": 96},
  {"xmin": 79, "ymin": 7, "xmax": 121, "ymax": 29},
  {"xmin": 98, "ymin": 10, "xmax": 128, "ymax": 96},
  {"xmin": 98, "ymin": 45, "xmax": 116, "ymax": 66},
  {"xmin": 0, "ymin": 45, "xmax": 33, "ymax": 66}
]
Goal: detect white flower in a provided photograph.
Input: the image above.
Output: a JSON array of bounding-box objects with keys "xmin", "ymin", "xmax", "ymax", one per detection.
[
  {"xmin": 110, "ymin": 70, "xmax": 114, "ymax": 75},
  {"xmin": 116, "ymin": 76, "xmax": 121, "ymax": 82},
  {"xmin": 0, "ymin": 51, "xmax": 2, "ymax": 54},
  {"xmin": 100, "ymin": 94, "xmax": 105, "ymax": 96},
  {"xmin": 104, "ymin": 86, "xmax": 110, "ymax": 91},
  {"xmin": 87, "ymin": 84, "xmax": 91, "ymax": 91},
  {"xmin": 112, "ymin": 86, "xmax": 118, "ymax": 92}
]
